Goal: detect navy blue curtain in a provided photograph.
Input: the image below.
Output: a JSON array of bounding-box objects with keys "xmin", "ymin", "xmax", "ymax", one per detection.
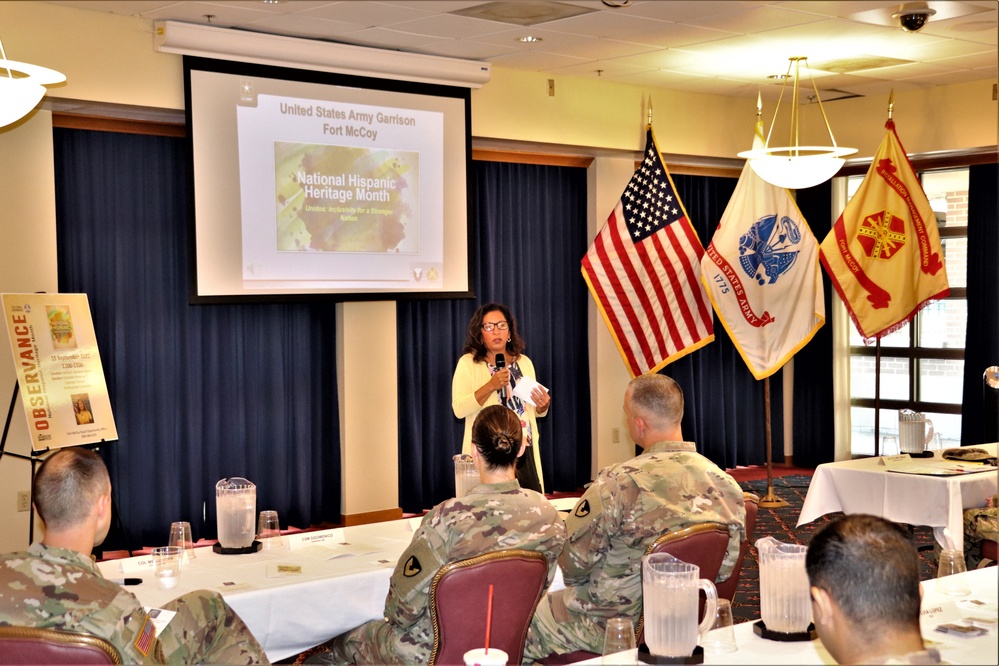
[
  {"xmin": 788, "ymin": 181, "xmax": 836, "ymax": 467},
  {"xmin": 960, "ymin": 163, "xmax": 999, "ymax": 445},
  {"xmin": 663, "ymin": 174, "xmax": 783, "ymax": 469},
  {"xmin": 53, "ymin": 128, "xmax": 341, "ymax": 550},
  {"xmin": 397, "ymin": 160, "xmax": 591, "ymax": 512}
]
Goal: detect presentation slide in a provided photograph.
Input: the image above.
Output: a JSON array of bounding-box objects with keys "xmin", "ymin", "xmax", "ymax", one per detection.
[
  {"xmin": 238, "ymin": 92, "xmax": 442, "ymax": 285},
  {"xmin": 186, "ymin": 59, "xmax": 471, "ymax": 301}
]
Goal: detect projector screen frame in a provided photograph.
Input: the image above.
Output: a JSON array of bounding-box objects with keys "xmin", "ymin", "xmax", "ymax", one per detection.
[{"xmin": 183, "ymin": 55, "xmax": 475, "ymax": 305}]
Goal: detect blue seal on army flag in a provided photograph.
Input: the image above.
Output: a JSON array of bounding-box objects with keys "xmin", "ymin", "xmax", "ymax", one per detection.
[{"xmin": 738, "ymin": 214, "xmax": 802, "ymax": 286}]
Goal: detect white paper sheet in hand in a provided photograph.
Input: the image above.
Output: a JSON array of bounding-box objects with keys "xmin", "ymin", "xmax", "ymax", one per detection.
[{"xmin": 513, "ymin": 376, "xmax": 547, "ymax": 406}]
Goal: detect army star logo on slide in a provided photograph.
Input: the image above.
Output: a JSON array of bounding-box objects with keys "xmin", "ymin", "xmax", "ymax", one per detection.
[
  {"xmin": 403, "ymin": 555, "xmax": 422, "ymax": 577},
  {"xmin": 574, "ymin": 500, "xmax": 590, "ymax": 518}
]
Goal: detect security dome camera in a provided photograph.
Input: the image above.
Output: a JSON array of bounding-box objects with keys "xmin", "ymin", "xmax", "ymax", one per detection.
[{"xmin": 891, "ymin": 6, "xmax": 936, "ymax": 32}]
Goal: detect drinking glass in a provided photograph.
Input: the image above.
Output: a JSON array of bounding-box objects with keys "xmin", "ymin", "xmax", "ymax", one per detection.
[
  {"xmin": 602, "ymin": 617, "xmax": 636, "ymax": 663},
  {"xmin": 881, "ymin": 435, "xmax": 899, "ymax": 456},
  {"xmin": 152, "ymin": 546, "xmax": 183, "ymax": 590},
  {"xmin": 936, "ymin": 550, "xmax": 970, "ymax": 596},
  {"xmin": 168, "ymin": 521, "xmax": 195, "ymax": 561},
  {"xmin": 257, "ymin": 510, "xmax": 282, "ymax": 548},
  {"xmin": 700, "ymin": 599, "xmax": 737, "ymax": 654}
]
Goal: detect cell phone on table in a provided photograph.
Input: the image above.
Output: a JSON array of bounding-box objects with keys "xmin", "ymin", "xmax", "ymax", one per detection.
[{"xmin": 934, "ymin": 623, "xmax": 987, "ymax": 637}]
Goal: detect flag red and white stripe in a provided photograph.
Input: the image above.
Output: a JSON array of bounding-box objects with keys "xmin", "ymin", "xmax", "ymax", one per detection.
[{"xmin": 582, "ymin": 127, "xmax": 714, "ymax": 377}]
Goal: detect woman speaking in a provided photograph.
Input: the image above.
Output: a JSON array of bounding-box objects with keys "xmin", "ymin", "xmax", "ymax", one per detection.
[{"xmin": 452, "ymin": 303, "xmax": 551, "ymax": 493}]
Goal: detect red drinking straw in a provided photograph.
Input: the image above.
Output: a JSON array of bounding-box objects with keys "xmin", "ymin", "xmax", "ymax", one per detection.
[{"xmin": 484, "ymin": 584, "xmax": 494, "ymax": 654}]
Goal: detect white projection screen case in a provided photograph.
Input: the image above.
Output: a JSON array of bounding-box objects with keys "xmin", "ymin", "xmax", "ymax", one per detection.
[{"xmin": 184, "ymin": 56, "xmax": 473, "ymax": 303}]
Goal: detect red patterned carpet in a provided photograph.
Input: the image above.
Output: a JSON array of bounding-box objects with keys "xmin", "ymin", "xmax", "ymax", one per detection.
[{"xmin": 732, "ymin": 474, "xmax": 939, "ymax": 624}]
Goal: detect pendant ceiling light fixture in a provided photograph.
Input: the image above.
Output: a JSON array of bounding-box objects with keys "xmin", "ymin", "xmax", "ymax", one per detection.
[
  {"xmin": 0, "ymin": 37, "xmax": 66, "ymax": 129},
  {"xmin": 738, "ymin": 57, "xmax": 856, "ymax": 190}
]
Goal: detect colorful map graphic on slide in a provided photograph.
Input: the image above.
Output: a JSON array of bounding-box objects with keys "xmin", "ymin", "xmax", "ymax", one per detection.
[{"xmin": 275, "ymin": 141, "xmax": 419, "ymax": 253}]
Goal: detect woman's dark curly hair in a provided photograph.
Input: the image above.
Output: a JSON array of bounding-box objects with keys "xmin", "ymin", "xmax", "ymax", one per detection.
[{"xmin": 462, "ymin": 302, "xmax": 525, "ymax": 363}]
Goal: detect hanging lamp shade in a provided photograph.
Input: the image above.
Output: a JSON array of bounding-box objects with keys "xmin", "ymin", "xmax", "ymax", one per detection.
[
  {"xmin": 0, "ymin": 56, "xmax": 66, "ymax": 128},
  {"xmin": 738, "ymin": 57, "xmax": 856, "ymax": 190}
]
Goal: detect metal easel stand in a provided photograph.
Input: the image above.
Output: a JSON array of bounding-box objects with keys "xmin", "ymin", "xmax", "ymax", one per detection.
[{"xmin": 0, "ymin": 382, "xmax": 50, "ymax": 545}]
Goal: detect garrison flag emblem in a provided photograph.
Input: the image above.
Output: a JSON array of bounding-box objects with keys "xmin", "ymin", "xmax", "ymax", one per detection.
[{"xmin": 820, "ymin": 119, "xmax": 949, "ymax": 342}]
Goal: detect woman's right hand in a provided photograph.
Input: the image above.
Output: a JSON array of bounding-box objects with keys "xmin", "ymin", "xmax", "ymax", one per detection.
[{"xmin": 490, "ymin": 367, "xmax": 511, "ymax": 391}]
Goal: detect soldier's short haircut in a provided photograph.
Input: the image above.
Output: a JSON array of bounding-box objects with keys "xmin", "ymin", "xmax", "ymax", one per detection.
[
  {"xmin": 628, "ymin": 374, "xmax": 684, "ymax": 429},
  {"xmin": 806, "ymin": 514, "xmax": 921, "ymax": 638},
  {"xmin": 471, "ymin": 404, "xmax": 523, "ymax": 471},
  {"xmin": 32, "ymin": 447, "xmax": 110, "ymax": 532}
]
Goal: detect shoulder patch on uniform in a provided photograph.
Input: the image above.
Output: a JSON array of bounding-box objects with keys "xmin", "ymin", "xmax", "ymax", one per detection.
[
  {"xmin": 134, "ymin": 615, "xmax": 155, "ymax": 657},
  {"xmin": 565, "ymin": 490, "xmax": 603, "ymax": 536},
  {"xmin": 403, "ymin": 555, "xmax": 422, "ymax": 577},
  {"xmin": 391, "ymin": 533, "xmax": 446, "ymax": 602}
]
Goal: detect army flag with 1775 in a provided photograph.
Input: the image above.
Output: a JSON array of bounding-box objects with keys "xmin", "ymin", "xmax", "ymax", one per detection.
[
  {"xmin": 701, "ymin": 120, "xmax": 824, "ymax": 380},
  {"xmin": 582, "ymin": 127, "xmax": 714, "ymax": 377},
  {"xmin": 820, "ymin": 119, "xmax": 949, "ymax": 342}
]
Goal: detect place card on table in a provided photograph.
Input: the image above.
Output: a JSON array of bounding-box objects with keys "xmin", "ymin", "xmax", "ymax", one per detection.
[
  {"xmin": 266, "ymin": 562, "xmax": 308, "ymax": 578},
  {"xmin": 878, "ymin": 454, "xmax": 911, "ymax": 467},
  {"xmin": 119, "ymin": 556, "xmax": 155, "ymax": 574},
  {"xmin": 287, "ymin": 529, "xmax": 346, "ymax": 550}
]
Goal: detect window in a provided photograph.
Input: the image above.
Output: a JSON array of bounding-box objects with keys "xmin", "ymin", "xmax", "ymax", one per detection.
[{"xmin": 847, "ymin": 168, "xmax": 968, "ymax": 456}]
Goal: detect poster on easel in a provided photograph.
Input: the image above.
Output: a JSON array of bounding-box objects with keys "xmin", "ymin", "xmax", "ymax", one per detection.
[{"xmin": 2, "ymin": 293, "xmax": 118, "ymax": 451}]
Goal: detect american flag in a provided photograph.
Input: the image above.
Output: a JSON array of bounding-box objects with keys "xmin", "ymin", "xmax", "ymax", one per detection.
[{"xmin": 582, "ymin": 127, "xmax": 714, "ymax": 377}]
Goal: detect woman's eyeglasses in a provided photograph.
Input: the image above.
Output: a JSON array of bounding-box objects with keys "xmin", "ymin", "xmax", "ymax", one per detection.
[{"xmin": 481, "ymin": 322, "xmax": 509, "ymax": 332}]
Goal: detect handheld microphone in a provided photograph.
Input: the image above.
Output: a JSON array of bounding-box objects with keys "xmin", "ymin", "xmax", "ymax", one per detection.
[{"xmin": 495, "ymin": 353, "xmax": 507, "ymax": 403}]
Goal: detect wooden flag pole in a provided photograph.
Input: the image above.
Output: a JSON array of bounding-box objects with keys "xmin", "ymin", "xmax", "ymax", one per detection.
[{"xmin": 759, "ymin": 376, "xmax": 788, "ymax": 508}]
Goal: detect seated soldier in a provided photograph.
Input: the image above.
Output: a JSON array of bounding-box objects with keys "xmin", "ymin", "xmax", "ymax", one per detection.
[
  {"xmin": 524, "ymin": 374, "xmax": 746, "ymax": 660},
  {"xmin": 306, "ymin": 405, "xmax": 566, "ymax": 664},
  {"xmin": 807, "ymin": 514, "xmax": 940, "ymax": 665},
  {"xmin": 0, "ymin": 447, "xmax": 269, "ymax": 664},
  {"xmin": 963, "ymin": 492, "xmax": 999, "ymax": 569}
]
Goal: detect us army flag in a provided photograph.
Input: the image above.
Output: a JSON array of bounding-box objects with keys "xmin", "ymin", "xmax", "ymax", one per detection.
[
  {"xmin": 701, "ymin": 121, "xmax": 824, "ymax": 380},
  {"xmin": 820, "ymin": 119, "xmax": 949, "ymax": 342}
]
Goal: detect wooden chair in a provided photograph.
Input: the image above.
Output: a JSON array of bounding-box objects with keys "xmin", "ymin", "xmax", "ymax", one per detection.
[
  {"xmin": 715, "ymin": 492, "xmax": 760, "ymax": 604},
  {"xmin": 0, "ymin": 626, "xmax": 122, "ymax": 665},
  {"xmin": 428, "ymin": 549, "xmax": 549, "ymax": 666}
]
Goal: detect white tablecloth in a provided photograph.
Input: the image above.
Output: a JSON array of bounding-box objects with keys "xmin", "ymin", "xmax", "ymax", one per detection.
[
  {"xmin": 797, "ymin": 443, "xmax": 998, "ymax": 551},
  {"xmin": 98, "ymin": 519, "xmax": 420, "ymax": 661},
  {"xmin": 580, "ymin": 567, "xmax": 997, "ymax": 665}
]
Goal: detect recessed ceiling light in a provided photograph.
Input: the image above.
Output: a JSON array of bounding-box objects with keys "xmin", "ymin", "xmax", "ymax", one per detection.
[
  {"xmin": 261, "ymin": 0, "xmax": 281, "ymax": 4},
  {"xmin": 517, "ymin": 36, "xmax": 543, "ymax": 43},
  {"xmin": 767, "ymin": 73, "xmax": 789, "ymax": 80}
]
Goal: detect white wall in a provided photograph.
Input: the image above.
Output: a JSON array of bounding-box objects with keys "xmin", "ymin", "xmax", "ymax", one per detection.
[{"xmin": 0, "ymin": 110, "xmax": 59, "ymax": 553}]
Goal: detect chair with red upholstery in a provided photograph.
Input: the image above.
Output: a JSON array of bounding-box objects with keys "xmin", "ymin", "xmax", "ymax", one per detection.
[
  {"xmin": 428, "ymin": 549, "xmax": 549, "ymax": 666},
  {"xmin": 715, "ymin": 492, "xmax": 760, "ymax": 604},
  {"xmin": 0, "ymin": 626, "xmax": 122, "ymax": 665},
  {"xmin": 539, "ymin": 521, "xmax": 731, "ymax": 665}
]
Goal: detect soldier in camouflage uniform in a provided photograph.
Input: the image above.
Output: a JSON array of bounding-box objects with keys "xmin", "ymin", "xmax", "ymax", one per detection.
[
  {"xmin": 308, "ymin": 405, "xmax": 566, "ymax": 665},
  {"xmin": 964, "ymin": 492, "xmax": 999, "ymax": 569},
  {"xmin": 0, "ymin": 447, "xmax": 268, "ymax": 664},
  {"xmin": 807, "ymin": 515, "xmax": 942, "ymax": 665},
  {"xmin": 524, "ymin": 374, "xmax": 745, "ymax": 661}
]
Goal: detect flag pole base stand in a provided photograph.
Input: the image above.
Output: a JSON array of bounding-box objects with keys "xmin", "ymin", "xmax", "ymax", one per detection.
[{"xmin": 758, "ymin": 492, "xmax": 789, "ymax": 509}]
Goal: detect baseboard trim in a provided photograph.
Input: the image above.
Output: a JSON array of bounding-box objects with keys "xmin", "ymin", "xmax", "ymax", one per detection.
[{"xmin": 341, "ymin": 508, "xmax": 403, "ymax": 526}]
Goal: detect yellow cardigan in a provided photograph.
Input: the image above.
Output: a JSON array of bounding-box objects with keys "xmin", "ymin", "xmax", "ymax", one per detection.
[{"xmin": 451, "ymin": 352, "xmax": 547, "ymax": 493}]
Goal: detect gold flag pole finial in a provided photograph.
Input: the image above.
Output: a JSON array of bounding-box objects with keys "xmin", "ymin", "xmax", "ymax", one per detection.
[
  {"xmin": 647, "ymin": 101, "xmax": 653, "ymax": 127},
  {"xmin": 756, "ymin": 92, "xmax": 762, "ymax": 117},
  {"xmin": 887, "ymin": 89, "xmax": 895, "ymax": 120}
]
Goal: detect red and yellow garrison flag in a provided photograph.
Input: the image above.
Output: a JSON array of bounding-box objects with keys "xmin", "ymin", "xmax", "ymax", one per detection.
[
  {"xmin": 701, "ymin": 121, "xmax": 824, "ymax": 380},
  {"xmin": 582, "ymin": 127, "xmax": 714, "ymax": 377},
  {"xmin": 820, "ymin": 120, "xmax": 949, "ymax": 342}
]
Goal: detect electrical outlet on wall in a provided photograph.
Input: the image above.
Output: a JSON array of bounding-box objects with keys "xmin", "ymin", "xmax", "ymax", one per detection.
[{"xmin": 17, "ymin": 491, "xmax": 30, "ymax": 512}]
